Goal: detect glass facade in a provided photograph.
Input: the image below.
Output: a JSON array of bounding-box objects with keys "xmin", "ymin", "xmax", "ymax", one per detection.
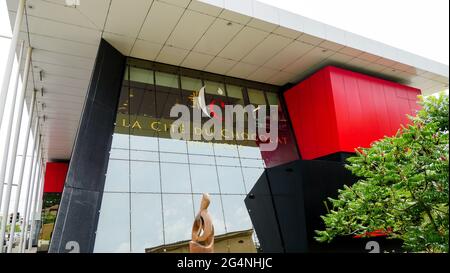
[{"xmin": 93, "ymin": 59, "xmax": 297, "ymax": 253}]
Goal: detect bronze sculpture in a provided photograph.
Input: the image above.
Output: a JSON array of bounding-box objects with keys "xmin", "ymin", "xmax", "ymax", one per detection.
[{"xmin": 189, "ymin": 193, "xmax": 214, "ymax": 253}]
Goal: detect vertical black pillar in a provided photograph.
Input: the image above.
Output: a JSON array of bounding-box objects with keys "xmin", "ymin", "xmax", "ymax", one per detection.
[
  {"xmin": 244, "ymin": 173, "xmax": 285, "ymax": 253},
  {"xmin": 49, "ymin": 39, "xmax": 125, "ymax": 253},
  {"xmin": 245, "ymin": 159, "xmax": 358, "ymax": 252}
]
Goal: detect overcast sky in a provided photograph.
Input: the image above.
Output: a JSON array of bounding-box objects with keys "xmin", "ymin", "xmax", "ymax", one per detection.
[{"xmin": 259, "ymin": 0, "xmax": 449, "ymax": 65}]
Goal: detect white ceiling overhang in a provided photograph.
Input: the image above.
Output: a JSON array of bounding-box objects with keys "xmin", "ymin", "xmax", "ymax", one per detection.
[{"xmin": 5, "ymin": 0, "xmax": 449, "ymax": 162}]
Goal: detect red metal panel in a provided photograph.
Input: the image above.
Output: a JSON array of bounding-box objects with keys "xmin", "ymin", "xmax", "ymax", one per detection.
[
  {"xmin": 44, "ymin": 162, "xmax": 69, "ymax": 193},
  {"xmin": 284, "ymin": 66, "xmax": 421, "ymax": 160},
  {"xmin": 284, "ymin": 67, "xmax": 340, "ymax": 160},
  {"xmin": 328, "ymin": 71, "xmax": 349, "ymax": 149},
  {"xmin": 343, "ymin": 75, "xmax": 361, "ymax": 147},
  {"xmin": 370, "ymin": 80, "xmax": 390, "ymax": 140}
]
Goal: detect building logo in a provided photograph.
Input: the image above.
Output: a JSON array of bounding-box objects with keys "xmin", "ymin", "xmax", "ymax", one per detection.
[
  {"xmin": 170, "ymin": 86, "xmax": 279, "ymax": 151},
  {"xmin": 188, "ymin": 90, "xmax": 200, "ymax": 109}
]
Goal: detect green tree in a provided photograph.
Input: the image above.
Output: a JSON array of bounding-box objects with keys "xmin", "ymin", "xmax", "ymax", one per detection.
[
  {"xmin": 315, "ymin": 93, "xmax": 449, "ymax": 253},
  {"xmin": 6, "ymin": 224, "xmax": 21, "ymax": 233}
]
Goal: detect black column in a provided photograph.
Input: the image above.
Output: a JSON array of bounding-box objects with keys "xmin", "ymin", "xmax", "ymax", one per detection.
[
  {"xmin": 49, "ymin": 39, "xmax": 125, "ymax": 253},
  {"xmin": 245, "ymin": 158, "xmax": 358, "ymax": 252}
]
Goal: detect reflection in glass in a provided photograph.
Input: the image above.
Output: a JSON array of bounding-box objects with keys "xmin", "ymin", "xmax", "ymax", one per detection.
[
  {"xmin": 222, "ymin": 195, "xmax": 253, "ymax": 233},
  {"xmin": 226, "ymin": 84, "xmax": 244, "ymax": 105},
  {"xmin": 132, "ymin": 90, "xmax": 156, "ymax": 117},
  {"xmin": 96, "ymin": 61, "xmax": 289, "ymax": 253},
  {"xmin": 240, "ymin": 158, "xmax": 264, "ymax": 168},
  {"xmin": 181, "ymin": 76, "xmax": 202, "ymax": 93},
  {"xmin": 160, "ymin": 152, "xmax": 188, "ymax": 163},
  {"xmin": 129, "ymin": 67, "xmax": 154, "ymax": 84},
  {"xmin": 193, "ymin": 194, "xmax": 226, "ymax": 235},
  {"xmin": 213, "ymin": 143, "xmax": 238, "ymax": 157},
  {"xmin": 94, "ymin": 193, "xmax": 130, "ymax": 252},
  {"xmin": 130, "ymin": 135, "xmax": 158, "ymax": 151},
  {"xmin": 111, "ymin": 133, "xmax": 129, "ymax": 149},
  {"xmin": 131, "ymin": 193, "xmax": 163, "ymax": 252},
  {"xmin": 190, "ymin": 164, "xmax": 220, "ymax": 194},
  {"xmin": 117, "ymin": 85, "xmax": 130, "ymax": 115},
  {"xmin": 266, "ymin": 92, "xmax": 279, "ymax": 105},
  {"xmin": 155, "ymin": 89, "xmax": 181, "ymax": 119},
  {"xmin": 216, "ymin": 156, "xmax": 240, "ymax": 167},
  {"xmin": 189, "ymin": 154, "xmax": 214, "ymax": 165},
  {"xmin": 238, "ymin": 145, "xmax": 263, "ymax": 159},
  {"xmin": 110, "ymin": 148, "xmax": 129, "ymax": 160},
  {"xmin": 159, "ymin": 138, "xmax": 187, "ymax": 153},
  {"xmin": 248, "ymin": 88, "xmax": 266, "ymax": 105},
  {"xmin": 130, "ymin": 150, "xmax": 158, "ymax": 161},
  {"xmin": 160, "ymin": 163, "xmax": 191, "ymax": 193},
  {"xmin": 242, "ymin": 168, "xmax": 264, "ymax": 193},
  {"xmin": 155, "ymin": 71, "xmax": 179, "ymax": 88},
  {"xmin": 187, "ymin": 141, "xmax": 214, "ymax": 155},
  {"xmin": 204, "ymin": 80, "xmax": 225, "ymax": 96},
  {"xmin": 128, "ymin": 88, "xmax": 155, "ymax": 118},
  {"xmin": 217, "ymin": 166, "xmax": 246, "ymax": 194},
  {"xmin": 181, "ymin": 76, "xmax": 203, "ymax": 106},
  {"xmin": 130, "ymin": 161, "xmax": 160, "ymax": 192},
  {"xmin": 163, "ymin": 194, "xmax": 194, "ymax": 244},
  {"xmin": 104, "ymin": 160, "xmax": 129, "ymax": 192}
]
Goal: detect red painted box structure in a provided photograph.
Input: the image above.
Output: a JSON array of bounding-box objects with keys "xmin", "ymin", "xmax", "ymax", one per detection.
[
  {"xmin": 44, "ymin": 162, "xmax": 69, "ymax": 193},
  {"xmin": 284, "ymin": 66, "xmax": 421, "ymax": 160}
]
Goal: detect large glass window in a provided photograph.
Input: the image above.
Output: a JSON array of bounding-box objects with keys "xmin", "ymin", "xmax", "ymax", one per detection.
[
  {"xmin": 130, "ymin": 161, "xmax": 160, "ymax": 192},
  {"xmin": 129, "ymin": 67, "xmax": 154, "ymax": 84},
  {"xmin": 190, "ymin": 164, "xmax": 220, "ymax": 194},
  {"xmin": 159, "ymin": 138, "xmax": 187, "ymax": 153},
  {"xmin": 130, "ymin": 135, "xmax": 158, "ymax": 151},
  {"xmin": 94, "ymin": 193, "xmax": 130, "ymax": 252},
  {"xmin": 162, "ymin": 194, "xmax": 195, "ymax": 244},
  {"xmin": 111, "ymin": 133, "xmax": 129, "ymax": 149},
  {"xmin": 187, "ymin": 141, "xmax": 214, "ymax": 155},
  {"xmin": 193, "ymin": 194, "xmax": 226, "ymax": 235},
  {"xmin": 217, "ymin": 166, "xmax": 246, "ymax": 194},
  {"xmin": 104, "ymin": 160, "xmax": 129, "ymax": 192},
  {"xmin": 131, "ymin": 193, "xmax": 164, "ymax": 253},
  {"xmin": 95, "ymin": 60, "xmax": 297, "ymax": 253},
  {"xmin": 266, "ymin": 92, "xmax": 279, "ymax": 106},
  {"xmin": 242, "ymin": 167, "xmax": 265, "ymax": 194},
  {"xmin": 222, "ymin": 195, "xmax": 253, "ymax": 233},
  {"xmin": 226, "ymin": 84, "xmax": 245, "ymax": 106},
  {"xmin": 181, "ymin": 76, "xmax": 202, "ymax": 93},
  {"xmin": 204, "ymin": 80, "xmax": 225, "ymax": 96},
  {"xmin": 248, "ymin": 88, "xmax": 266, "ymax": 105},
  {"xmin": 161, "ymin": 163, "xmax": 191, "ymax": 193},
  {"xmin": 214, "ymin": 142, "xmax": 239, "ymax": 157},
  {"xmin": 156, "ymin": 71, "xmax": 179, "ymax": 88}
]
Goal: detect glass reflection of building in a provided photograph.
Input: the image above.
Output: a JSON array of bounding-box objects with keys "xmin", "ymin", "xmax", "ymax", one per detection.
[{"xmin": 93, "ymin": 59, "xmax": 297, "ymax": 253}]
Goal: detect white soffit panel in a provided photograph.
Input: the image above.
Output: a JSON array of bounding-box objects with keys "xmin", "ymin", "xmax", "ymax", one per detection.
[
  {"xmin": 193, "ymin": 18, "xmax": 244, "ymax": 56},
  {"xmin": 200, "ymin": 0, "xmax": 449, "ymax": 87},
  {"xmin": 104, "ymin": 0, "xmax": 153, "ymax": 37},
  {"xmin": 138, "ymin": 0, "xmax": 185, "ymax": 44},
  {"xmin": 166, "ymin": 9, "xmax": 215, "ymax": 50},
  {"xmin": 218, "ymin": 26, "xmax": 269, "ymax": 61}
]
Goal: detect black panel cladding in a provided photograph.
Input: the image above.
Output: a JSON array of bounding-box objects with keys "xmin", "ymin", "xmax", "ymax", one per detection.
[{"xmin": 49, "ymin": 40, "xmax": 125, "ymax": 253}]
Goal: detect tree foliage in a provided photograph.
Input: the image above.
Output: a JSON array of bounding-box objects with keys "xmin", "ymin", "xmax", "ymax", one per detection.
[{"xmin": 315, "ymin": 93, "xmax": 449, "ymax": 253}]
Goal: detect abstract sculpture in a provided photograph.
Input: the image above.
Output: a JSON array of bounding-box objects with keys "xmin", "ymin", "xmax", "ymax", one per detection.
[{"xmin": 189, "ymin": 193, "xmax": 214, "ymax": 253}]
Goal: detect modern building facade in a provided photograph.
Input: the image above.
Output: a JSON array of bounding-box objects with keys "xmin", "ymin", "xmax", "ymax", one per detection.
[{"xmin": 2, "ymin": 0, "xmax": 449, "ymax": 253}]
